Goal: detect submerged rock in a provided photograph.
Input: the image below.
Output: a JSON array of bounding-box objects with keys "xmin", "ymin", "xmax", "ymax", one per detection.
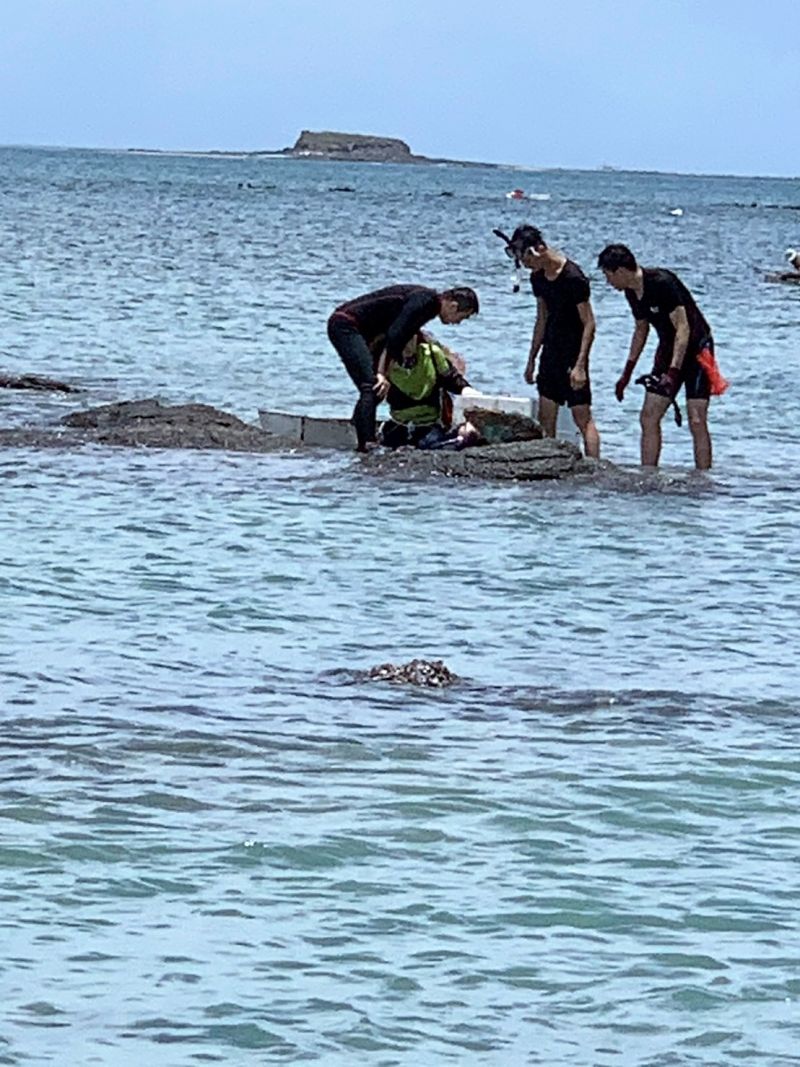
[
  {"xmin": 0, "ymin": 372, "xmax": 80, "ymax": 393},
  {"xmin": 366, "ymin": 659, "xmax": 459, "ymax": 687},
  {"xmin": 763, "ymin": 271, "xmax": 800, "ymax": 285}
]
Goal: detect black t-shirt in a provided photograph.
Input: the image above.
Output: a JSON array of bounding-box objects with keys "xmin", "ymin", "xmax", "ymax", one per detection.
[
  {"xmin": 531, "ymin": 260, "xmax": 590, "ymax": 362},
  {"xmin": 333, "ymin": 285, "xmax": 441, "ymax": 360},
  {"xmin": 625, "ymin": 268, "xmax": 711, "ymax": 359}
]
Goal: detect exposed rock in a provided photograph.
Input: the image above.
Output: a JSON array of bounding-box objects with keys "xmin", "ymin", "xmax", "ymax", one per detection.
[
  {"xmin": 288, "ymin": 130, "xmax": 413, "ymax": 163},
  {"xmin": 62, "ymin": 398, "xmax": 289, "ymax": 450},
  {"xmin": 366, "ymin": 659, "xmax": 459, "ymax": 687},
  {"xmin": 279, "ymin": 129, "xmax": 496, "ymax": 168},
  {"xmin": 290, "ymin": 130, "xmax": 413, "ymax": 162},
  {"xmin": 0, "ymin": 372, "xmax": 80, "ymax": 393},
  {"xmin": 363, "ymin": 437, "xmax": 587, "ymax": 481},
  {"xmin": 0, "ymin": 396, "xmax": 593, "ymax": 481},
  {"xmin": 465, "ymin": 406, "xmax": 544, "ymax": 444},
  {"xmin": 0, "ymin": 398, "xmax": 291, "ymax": 453}
]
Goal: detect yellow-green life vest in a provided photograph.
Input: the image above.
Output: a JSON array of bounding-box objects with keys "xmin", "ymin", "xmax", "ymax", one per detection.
[{"xmin": 388, "ymin": 341, "xmax": 450, "ymax": 426}]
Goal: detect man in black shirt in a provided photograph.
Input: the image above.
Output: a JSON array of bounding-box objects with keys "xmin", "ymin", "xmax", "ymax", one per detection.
[
  {"xmin": 327, "ymin": 285, "xmax": 479, "ymax": 451},
  {"xmin": 502, "ymin": 226, "xmax": 600, "ymax": 458},
  {"xmin": 597, "ymin": 244, "xmax": 716, "ymax": 470}
]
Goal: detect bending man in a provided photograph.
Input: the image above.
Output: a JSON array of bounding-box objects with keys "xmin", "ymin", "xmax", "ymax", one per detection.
[
  {"xmin": 327, "ymin": 285, "xmax": 479, "ymax": 451},
  {"xmin": 598, "ymin": 244, "xmax": 724, "ymax": 470}
]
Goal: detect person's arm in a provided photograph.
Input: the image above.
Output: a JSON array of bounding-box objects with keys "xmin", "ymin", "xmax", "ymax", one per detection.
[
  {"xmin": 374, "ymin": 351, "xmax": 390, "ymax": 399},
  {"xmin": 647, "ymin": 305, "xmax": 690, "ymax": 399},
  {"xmin": 616, "ymin": 319, "xmax": 649, "ymax": 401},
  {"xmin": 439, "ymin": 362, "xmax": 470, "ymax": 394},
  {"xmin": 525, "ymin": 297, "xmax": 547, "ymax": 384},
  {"xmin": 570, "ymin": 301, "xmax": 595, "ymax": 389},
  {"xmin": 667, "ymin": 305, "xmax": 690, "ymax": 370},
  {"xmin": 383, "ymin": 290, "xmax": 440, "ymax": 362}
]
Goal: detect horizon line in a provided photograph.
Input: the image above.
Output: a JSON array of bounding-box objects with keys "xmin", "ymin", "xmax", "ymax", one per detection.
[{"xmin": 0, "ymin": 141, "xmax": 797, "ymax": 183}]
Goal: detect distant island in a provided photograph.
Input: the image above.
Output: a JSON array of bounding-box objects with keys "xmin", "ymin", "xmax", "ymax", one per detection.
[
  {"xmin": 282, "ymin": 130, "xmax": 420, "ymax": 162},
  {"xmin": 127, "ymin": 130, "xmax": 497, "ymax": 167},
  {"xmin": 278, "ymin": 129, "xmax": 481, "ymax": 165}
]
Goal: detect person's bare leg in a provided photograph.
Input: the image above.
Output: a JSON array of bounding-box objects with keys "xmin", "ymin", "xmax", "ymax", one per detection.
[
  {"xmin": 640, "ymin": 393, "xmax": 671, "ymax": 467},
  {"xmin": 571, "ymin": 404, "xmax": 600, "ymax": 458},
  {"xmin": 537, "ymin": 395, "xmax": 558, "ymax": 437},
  {"xmin": 687, "ymin": 398, "xmax": 712, "ymax": 470}
]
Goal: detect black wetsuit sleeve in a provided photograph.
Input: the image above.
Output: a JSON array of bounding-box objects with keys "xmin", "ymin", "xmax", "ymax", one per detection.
[{"xmin": 384, "ymin": 290, "xmax": 441, "ymax": 360}]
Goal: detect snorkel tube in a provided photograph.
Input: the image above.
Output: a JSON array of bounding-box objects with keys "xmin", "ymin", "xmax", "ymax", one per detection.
[{"xmin": 493, "ymin": 228, "xmax": 526, "ymax": 293}]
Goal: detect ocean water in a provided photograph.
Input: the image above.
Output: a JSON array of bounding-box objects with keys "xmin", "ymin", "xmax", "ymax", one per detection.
[{"xmin": 1, "ymin": 146, "xmax": 799, "ymax": 1065}]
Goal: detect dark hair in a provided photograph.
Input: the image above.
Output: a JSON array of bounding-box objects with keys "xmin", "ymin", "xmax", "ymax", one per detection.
[
  {"xmin": 510, "ymin": 224, "xmax": 546, "ymax": 255},
  {"xmin": 441, "ymin": 286, "xmax": 479, "ymax": 314},
  {"xmin": 597, "ymin": 244, "xmax": 637, "ymax": 272}
]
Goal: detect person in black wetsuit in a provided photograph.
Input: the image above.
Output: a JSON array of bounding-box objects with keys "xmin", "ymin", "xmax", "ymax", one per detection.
[
  {"xmin": 597, "ymin": 244, "xmax": 720, "ymax": 470},
  {"xmin": 327, "ymin": 284, "xmax": 479, "ymax": 451},
  {"xmin": 500, "ymin": 225, "xmax": 599, "ymax": 458}
]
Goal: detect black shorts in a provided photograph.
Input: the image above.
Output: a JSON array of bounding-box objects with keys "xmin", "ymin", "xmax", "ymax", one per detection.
[
  {"xmin": 536, "ymin": 351, "xmax": 592, "ymax": 408},
  {"xmin": 653, "ymin": 338, "xmax": 713, "ymax": 402}
]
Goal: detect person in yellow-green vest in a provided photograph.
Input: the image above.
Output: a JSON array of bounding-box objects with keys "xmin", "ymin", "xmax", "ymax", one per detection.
[{"xmin": 379, "ymin": 332, "xmax": 474, "ymax": 449}]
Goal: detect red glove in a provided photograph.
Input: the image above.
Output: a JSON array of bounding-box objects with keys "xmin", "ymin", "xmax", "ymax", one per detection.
[{"xmin": 615, "ymin": 361, "xmax": 635, "ymax": 402}]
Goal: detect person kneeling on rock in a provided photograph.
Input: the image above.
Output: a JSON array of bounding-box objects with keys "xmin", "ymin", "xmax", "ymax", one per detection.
[{"xmin": 379, "ymin": 332, "xmax": 479, "ymax": 450}]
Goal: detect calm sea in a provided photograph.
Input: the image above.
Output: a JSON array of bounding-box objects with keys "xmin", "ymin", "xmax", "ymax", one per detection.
[{"xmin": 1, "ymin": 146, "xmax": 799, "ymax": 1065}]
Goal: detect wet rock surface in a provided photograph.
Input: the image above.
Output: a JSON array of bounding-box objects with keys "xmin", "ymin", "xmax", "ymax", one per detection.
[
  {"xmin": 363, "ymin": 437, "xmax": 588, "ymax": 481},
  {"xmin": 0, "ymin": 372, "xmax": 80, "ymax": 393},
  {"xmin": 0, "ymin": 398, "xmax": 291, "ymax": 452},
  {"xmin": 0, "ymin": 395, "xmax": 596, "ymax": 481},
  {"xmin": 365, "ymin": 659, "xmax": 459, "ymax": 687},
  {"xmin": 465, "ymin": 406, "xmax": 544, "ymax": 444}
]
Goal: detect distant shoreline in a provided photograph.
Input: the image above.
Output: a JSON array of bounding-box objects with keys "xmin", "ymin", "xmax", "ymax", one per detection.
[{"xmin": 0, "ymin": 143, "xmax": 797, "ymax": 181}]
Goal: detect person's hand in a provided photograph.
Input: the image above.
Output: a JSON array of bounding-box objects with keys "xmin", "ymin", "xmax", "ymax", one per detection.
[
  {"xmin": 656, "ymin": 366, "xmax": 682, "ymax": 399},
  {"xmin": 570, "ymin": 364, "xmax": 587, "ymax": 390},
  {"xmin": 373, "ymin": 373, "xmax": 390, "ymax": 400},
  {"xmin": 615, "ymin": 361, "xmax": 635, "ymax": 402},
  {"xmin": 524, "ymin": 357, "xmax": 536, "ymax": 385}
]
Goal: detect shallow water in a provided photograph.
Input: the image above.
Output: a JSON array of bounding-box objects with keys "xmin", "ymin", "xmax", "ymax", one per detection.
[{"xmin": 1, "ymin": 147, "xmax": 799, "ymax": 1064}]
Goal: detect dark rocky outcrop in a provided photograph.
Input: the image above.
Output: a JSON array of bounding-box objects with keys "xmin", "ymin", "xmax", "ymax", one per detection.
[
  {"xmin": 764, "ymin": 271, "xmax": 800, "ymax": 285},
  {"xmin": 0, "ymin": 372, "xmax": 80, "ymax": 393},
  {"xmin": 279, "ymin": 129, "xmax": 495, "ymax": 168},
  {"xmin": 289, "ymin": 130, "xmax": 414, "ymax": 163},
  {"xmin": 363, "ymin": 437, "xmax": 588, "ymax": 481},
  {"xmin": 62, "ymin": 398, "xmax": 286, "ymax": 451},
  {"xmin": 366, "ymin": 659, "xmax": 459, "ymax": 687},
  {"xmin": 0, "ymin": 398, "xmax": 289, "ymax": 453},
  {"xmin": 0, "ymin": 396, "xmax": 594, "ymax": 481},
  {"xmin": 465, "ymin": 406, "xmax": 544, "ymax": 444}
]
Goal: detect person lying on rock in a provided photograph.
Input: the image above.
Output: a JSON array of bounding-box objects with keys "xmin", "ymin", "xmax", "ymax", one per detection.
[
  {"xmin": 327, "ymin": 284, "xmax": 479, "ymax": 452},
  {"xmin": 378, "ymin": 331, "xmax": 479, "ymax": 450}
]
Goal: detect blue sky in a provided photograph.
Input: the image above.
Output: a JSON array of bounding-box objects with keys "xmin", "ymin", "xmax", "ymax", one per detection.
[{"xmin": 1, "ymin": 0, "xmax": 797, "ymax": 176}]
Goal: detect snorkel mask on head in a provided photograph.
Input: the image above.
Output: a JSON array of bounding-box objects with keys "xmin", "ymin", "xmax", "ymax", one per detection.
[{"xmin": 493, "ymin": 228, "xmax": 526, "ymax": 293}]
